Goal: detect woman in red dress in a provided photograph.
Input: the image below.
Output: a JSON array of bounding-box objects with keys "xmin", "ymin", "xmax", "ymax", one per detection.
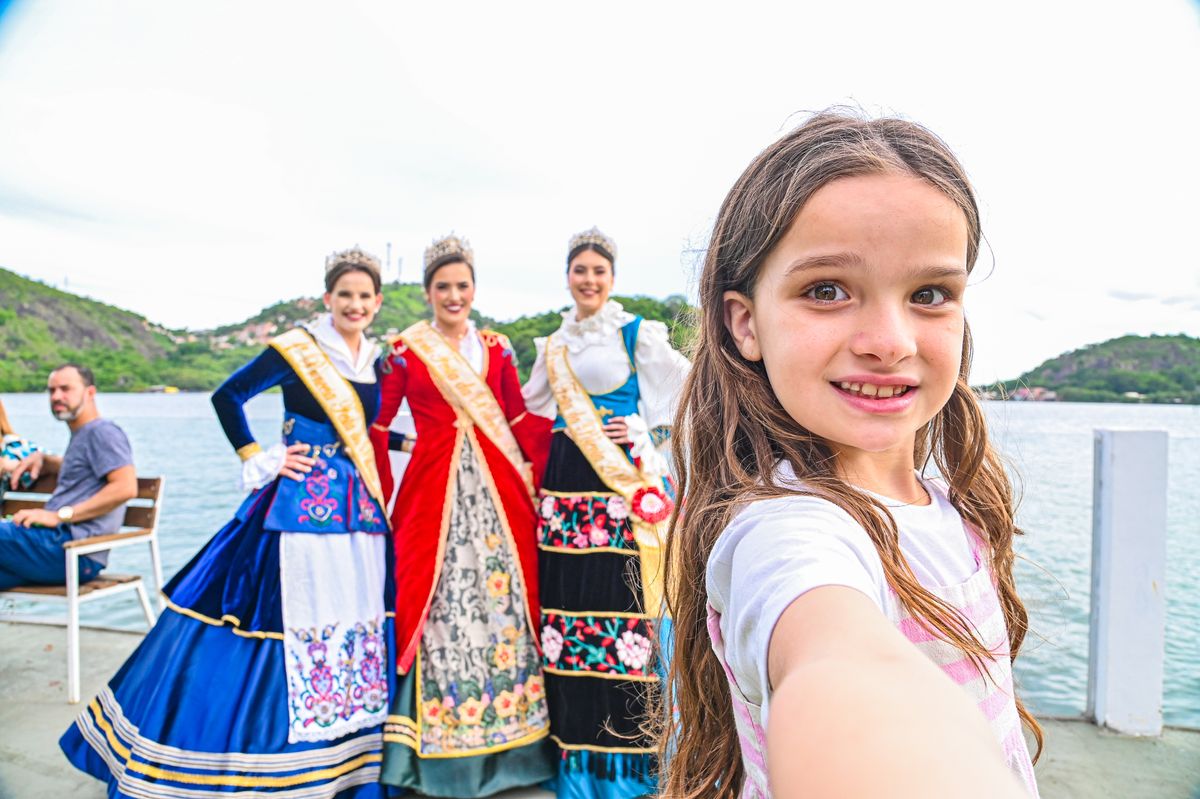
[{"xmin": 369, "ymin": 234, "xmax": 554, "ymax": 797}]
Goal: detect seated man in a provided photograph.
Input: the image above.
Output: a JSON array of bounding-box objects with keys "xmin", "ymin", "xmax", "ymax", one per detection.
[{"xmin": 0, "ymin": 364, "xmax": 136, "ymax": 590}]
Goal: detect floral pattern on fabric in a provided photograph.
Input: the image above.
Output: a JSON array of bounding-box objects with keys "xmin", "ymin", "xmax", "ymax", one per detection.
[
  {"xmin": 286, "ymin": 616, "xmax": 388, "ymax": 738},
  {"xmin": 297, "ymin": 456, "xmax": 344, "ymax": 527},
  {"xmin": 540, "ymin": 610, "xmax": 655, "ymax": 677},
  {"xmin": 537, "ymin": 493, "xmax": 638, "ymax": 552},
  {"xmin": 417, "ymin": 438, "xmax": 549, "ymax": 755}
]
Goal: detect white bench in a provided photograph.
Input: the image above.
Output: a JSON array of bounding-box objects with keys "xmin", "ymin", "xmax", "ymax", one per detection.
[{"xmin": 0, "ymin": 474, "xmax": 165, "ymax": 703}]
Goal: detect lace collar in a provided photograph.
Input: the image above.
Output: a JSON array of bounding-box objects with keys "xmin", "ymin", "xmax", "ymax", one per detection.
[
  {"xmin": 555, "ymin": 300, "xmax": 634, "ymax": 353},
  {"xmin": 305, "ymin": 314, "xmax": 380, "ymax": 384}
]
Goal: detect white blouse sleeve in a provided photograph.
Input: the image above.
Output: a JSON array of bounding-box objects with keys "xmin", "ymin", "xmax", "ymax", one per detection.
[
  {"xmin": 521, "ymin": 336, "xmax": 557, "ymax": 420},
  {"xmin": 634, "ymin": 320, "xmax": 691, "ymax": 434}
]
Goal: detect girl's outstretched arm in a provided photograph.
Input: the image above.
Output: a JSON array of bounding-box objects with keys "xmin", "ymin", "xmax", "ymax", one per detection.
[{"xmin": 767, "ymin": 586, "xmax": 1026, "ymax": 798}]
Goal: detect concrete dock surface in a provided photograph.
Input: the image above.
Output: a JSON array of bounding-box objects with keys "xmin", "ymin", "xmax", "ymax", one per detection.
[{"xmin": 0, "ymin": 622, "xmax": 1196, "ymax": 798}]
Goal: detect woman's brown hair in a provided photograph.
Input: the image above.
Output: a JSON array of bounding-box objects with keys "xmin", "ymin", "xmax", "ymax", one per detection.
[
  {"xmin": 0, "ymin": 399, "xmax": 12, "ymax": 437},
  {"xmin": 659, "ymin": 110, "xmax": 1041, "ymax": 798}
]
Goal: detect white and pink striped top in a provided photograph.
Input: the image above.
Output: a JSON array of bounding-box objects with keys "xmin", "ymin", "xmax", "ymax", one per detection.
[{"xmin": 706, "ymin": 477, "xmax": 1039, "ymax": 797}]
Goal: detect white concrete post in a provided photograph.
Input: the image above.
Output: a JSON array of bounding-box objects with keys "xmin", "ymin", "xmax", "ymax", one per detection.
[{"xmin": 1086, "ymin": 429, "xmax": 1167, "ymax": 736}]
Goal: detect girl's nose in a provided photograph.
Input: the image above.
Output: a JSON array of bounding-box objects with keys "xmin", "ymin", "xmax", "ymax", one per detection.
[{"xmin": 849, "ymin": 304, "xmax": 918, "ymax": 365}]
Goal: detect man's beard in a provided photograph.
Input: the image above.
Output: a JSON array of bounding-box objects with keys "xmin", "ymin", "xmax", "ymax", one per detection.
[{"xmin": 51, "ymin": 401, "xmax": 82, "ymax": 421}]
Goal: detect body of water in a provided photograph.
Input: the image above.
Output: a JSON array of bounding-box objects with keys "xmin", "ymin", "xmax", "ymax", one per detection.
[{"xmin": 2, "ymin": 393, "xmax": 1197, "ymax": 727}]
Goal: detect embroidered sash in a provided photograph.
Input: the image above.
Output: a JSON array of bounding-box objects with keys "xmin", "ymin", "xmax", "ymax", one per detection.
[
  {"xmin": 399, "ymin": 321, "xmax": 533, "ymax": 495},
  {"xmin": 544, "ymin": 334, "xmax": 668, "ymax": 618},
  {"xmin": 270, "ymin": 328, "xmax": 389, "ymax": 522}
]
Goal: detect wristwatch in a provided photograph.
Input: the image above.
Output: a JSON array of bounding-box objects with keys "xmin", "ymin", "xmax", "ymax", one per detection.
[{"xmin": 57, "ymin": 505, "xmax": 75, "ymax": 522}]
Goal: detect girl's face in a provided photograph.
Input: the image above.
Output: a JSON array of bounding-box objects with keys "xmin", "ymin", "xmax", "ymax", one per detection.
[
  {"xmin": 724, "ymin": 172, "xmax": 969, "ymax": 475},
  {"xmin": 426, "ymin": 260, "xmax": 475, "ymax": 329},
  {"xmin": 325, "ymin": 270, "xmax": 382, "ymax": 339},
  {"xmin": 568, "ymin": 249, "xmax": 614, "ymax": 319}
]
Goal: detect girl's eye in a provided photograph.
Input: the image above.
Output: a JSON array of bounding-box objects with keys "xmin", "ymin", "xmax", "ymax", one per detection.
[
  {"xmin": 805, "ymin": 283, "xmax": 848, "ymax": 303},
  {"xmin": 912, "ymin": 287, "xmax": 950, "ymax": 306}
]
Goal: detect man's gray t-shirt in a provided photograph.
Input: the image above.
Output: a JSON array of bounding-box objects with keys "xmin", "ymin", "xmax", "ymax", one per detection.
[{"xmin": 45, "ymin": 418, "xmax": 134, "ymax": 566}]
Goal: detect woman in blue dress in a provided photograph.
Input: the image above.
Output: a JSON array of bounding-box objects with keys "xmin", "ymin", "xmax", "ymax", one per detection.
[{"xmin": 61, "ymin": 247, "xmax": 394, "ymax": 798}]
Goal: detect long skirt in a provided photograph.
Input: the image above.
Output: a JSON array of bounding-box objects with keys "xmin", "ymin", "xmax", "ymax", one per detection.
[
  {"xmin": 60, "ymin": 477, "xmax": 392, "ymax": 799},
  {"xmin": 537, "ymin": 432, "xmax": 668, "ymax": 799},
  {"xmin": 380, "ymin": 436, "xmax": 555, "ymax": 796}
]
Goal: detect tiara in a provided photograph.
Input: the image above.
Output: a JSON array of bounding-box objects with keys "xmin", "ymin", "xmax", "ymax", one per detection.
[
  {"xmin": 325, "ymin": 245, "xmax": 381, "ymax": 276},
  {"xmin": 424, "ymin": 233, "xmax": 474, "ymax": 270},
  {"xmin": 568, "ymin": 226, "xmax": 617, "ymax": 261}
]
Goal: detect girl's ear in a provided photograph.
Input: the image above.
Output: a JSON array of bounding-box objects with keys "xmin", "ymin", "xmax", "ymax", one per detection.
[{"xmin": 723, "ymin": 291, "xmax": 761, "ymax": 361}]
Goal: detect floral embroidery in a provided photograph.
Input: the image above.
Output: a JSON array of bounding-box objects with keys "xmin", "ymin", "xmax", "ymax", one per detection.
[
  {"xmin": 615, "ymin": 630, "xmax": 653, "ymax": 670},
  {"xmin": 287, "ymin": 616, "xmax": 388, "ymax": 736},
  {"xmin": 538, "ymin": 493, "xmax": 637, "ymax": 552},
  {"xmin": 297, "ymin": 457, "xmax": 343, "ymax": 527},
  {"xmin": 541, "ymin": 611, "xmax": 657, "ymax": 678},
  {"xmin": 355, "ymin": 477, "xmax": 383, "ymax": 528},
  {"xmin": 415, "ymin": 438, "xmax": 549, "ymax": 755},
  {"xmin": 541, "ymin": 625, "xmax": 564, "ymax": 664},
  {"xmin": 486, "ymin": 571, "xmax": 511, "ymax": 597}
]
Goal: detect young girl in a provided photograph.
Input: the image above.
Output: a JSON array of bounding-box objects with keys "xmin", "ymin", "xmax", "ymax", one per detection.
[{"xmin": 661, "ymin": 112, "xmax": 1041, "ymax": 798}]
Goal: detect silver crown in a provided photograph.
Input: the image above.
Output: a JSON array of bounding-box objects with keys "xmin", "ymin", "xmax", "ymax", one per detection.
[
  {"xmin": 324, "ymin": 246, "xmax": 381, "ymax": 277},
  {"xmin": 424, "ymin": 234, "xmax": 474, "ymax": 270},
  {"xmin": 568, "ymin": 226, "xmax": 617, "ymax": 261}
]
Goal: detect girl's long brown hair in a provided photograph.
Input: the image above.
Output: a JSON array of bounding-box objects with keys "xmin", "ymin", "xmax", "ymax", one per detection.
[{"xmin": 659, "ymin": 110, "xmax": 1041, "ymax": 798}]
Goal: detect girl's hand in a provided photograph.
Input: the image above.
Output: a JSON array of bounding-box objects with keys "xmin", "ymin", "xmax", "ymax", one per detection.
[
  {"xmin": 602, "ymin": 417, "xmax": 631, "ymax": 445},
  {"xmin": 278, "ymin": 442, "xmax": 316, "ymax": 481}
]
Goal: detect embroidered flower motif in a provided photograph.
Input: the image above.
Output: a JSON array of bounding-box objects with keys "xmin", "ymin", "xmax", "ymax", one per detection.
[
  {"xmin": 501, "ymin": 625, "xmax": 519, "ymax": 642},
  {"xmin": 493, "ymin": 642, "xmax": 516, "ymax": 670},
  {"xmin": 486, "ymin": 571, "xmax": 510, "ymax": 597},
  {"xmin": 524, "ymin": 674, "xmax": 545, "ymax": 702},
  {"xmin": 572, "ymin": 530, "xmax": 590, "ymax": 549},
  {"xmin": 458, "ymin": 696, "xmax": 487, "ymax": 725},
  {"xmin": 548, "ymin": 516, "xmax": 563, "ymax": 532},
  {"xmin": 493, "ymin": 689, "xmax": 519, "ymax": 718},
  {"xmin": 540, "ymin": 496, "xmax": 556, "ymax": 519},
  {"xmin": 606, "ymin": 496, "xmax": 629, "ymax": 521},
  {"xmin": 423, "ymin": 698, "xmax": 444, "ymax": 725},
  {"xmin": 631, "ymin": 485, "xmax": 673, "ymax": 524},
  {"xmin": 615, "ymin": 630, "xmax": 653, "ymax": 671},
  {"xmin": 541, "ymin": 625, "xmax": 564, "ymax": 664},
  {"xmin": 589, "ymin": 526, "xmax": 611, "ymax": 546},
  {"xmin": 486, "ymin": 533, "xmax": 501, "ymax": 550}
]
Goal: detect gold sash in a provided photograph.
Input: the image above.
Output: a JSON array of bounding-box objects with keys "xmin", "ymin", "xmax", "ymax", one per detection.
[
  {"xmin": 399, "ymin": 321, "xmax": 533, "ymax": 495},
  {"xmin": 269, "ymin": 328, "xmax": 389, "ymax": 522},
  {"xmin": 544, "ymin": 334, "xmax": 668, "ymax": 618}
]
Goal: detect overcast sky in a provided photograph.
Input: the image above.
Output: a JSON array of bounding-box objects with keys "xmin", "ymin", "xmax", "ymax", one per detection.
[{"xmin": 0, "ymin": 0, "xmax": 1197, "ymax": 382}]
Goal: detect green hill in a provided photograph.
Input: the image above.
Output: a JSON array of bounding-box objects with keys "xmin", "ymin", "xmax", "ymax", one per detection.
[
  {"xmin": 995, "ymin": 334, "xmax": 1199, "ymax": 404},
  {"xmin": 0, "ymin": 268, "xmax": 694, "ymax": 390}
]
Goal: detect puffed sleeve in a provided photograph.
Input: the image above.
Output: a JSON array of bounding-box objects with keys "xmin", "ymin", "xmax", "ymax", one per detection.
[
  {"xmin": 634, "ymin": 320, "xmax": 691, "ymax": 440},
  {"xmin": 496, "ymin": 336, "xmax": 551, "ymax": 490},
  {"xmin": 520, "ymin": 336, "xmax": 557, "ymax": 421},
  {"xmin": 370, "ymin": 343, "xmax": 409, "ymax": 503}
]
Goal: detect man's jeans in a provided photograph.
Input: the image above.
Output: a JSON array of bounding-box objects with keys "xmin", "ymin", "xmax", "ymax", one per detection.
[{"xmin": 0, "ymin": 521, "xmax": 104, "ymax": 590}]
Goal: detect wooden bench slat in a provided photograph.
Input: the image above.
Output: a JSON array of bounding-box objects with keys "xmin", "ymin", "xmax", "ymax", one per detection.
[
  {"xmin": 1, "ymin": 499, "xmax": 44, "ymax": 514},
  {"xmin": 2, "ymin": 574, "xmax": 141, "ymax": 597},
  {"xmin": 62, "ymin": 528, "xmax": 152, "ymax": 548}
]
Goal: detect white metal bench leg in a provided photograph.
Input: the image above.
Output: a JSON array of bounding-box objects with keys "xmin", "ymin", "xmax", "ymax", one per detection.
[
  {"xmin": 149, "ymin": 533, "xmax": 165, "ymax": 612},
  {"xmin": 135, "ymin": 581, "xmax": 156, "ymax": 627},
  {"xmin": 66, "ymin": 552, "xmax": 81, "ymax": 705}
]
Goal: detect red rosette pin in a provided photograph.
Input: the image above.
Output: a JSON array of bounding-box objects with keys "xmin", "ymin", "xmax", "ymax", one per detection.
[{"xmin": 630, "ymin": 485, "xmax": 673, "ymax": 524}]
